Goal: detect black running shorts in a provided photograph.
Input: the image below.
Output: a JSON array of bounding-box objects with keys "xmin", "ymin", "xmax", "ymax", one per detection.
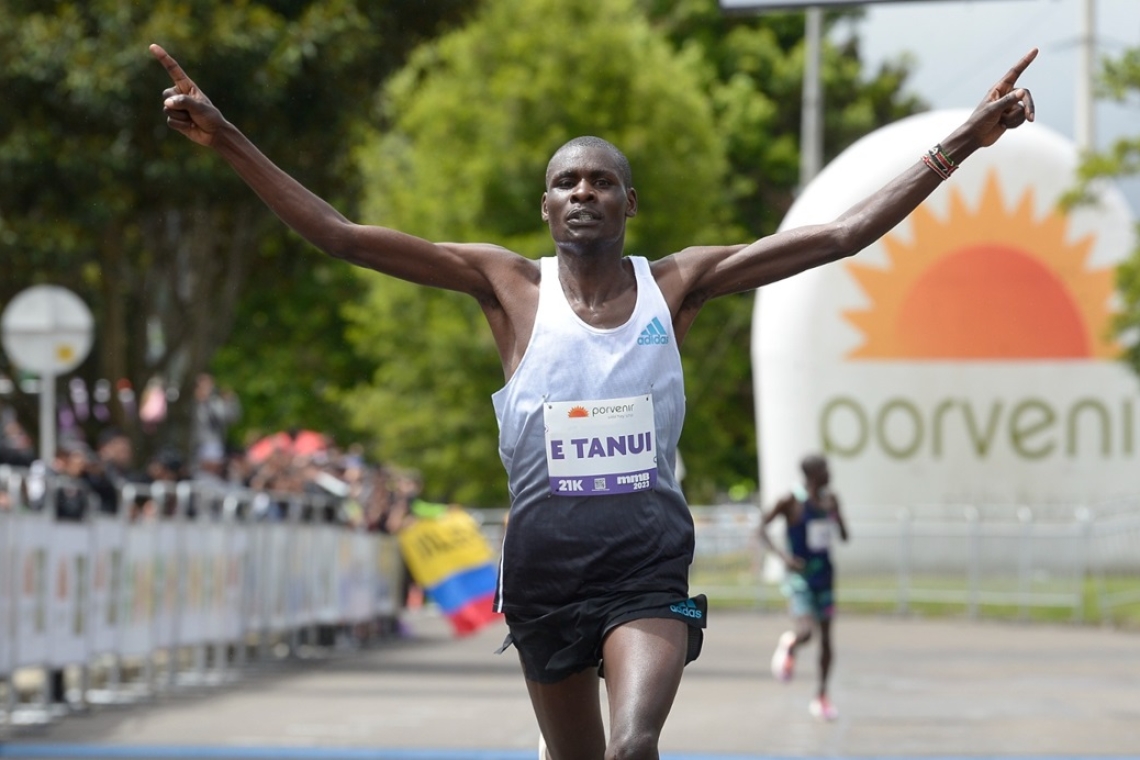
[{"xmin": 497, "ymin": 591, "xmax": 707, "ymax": 684}]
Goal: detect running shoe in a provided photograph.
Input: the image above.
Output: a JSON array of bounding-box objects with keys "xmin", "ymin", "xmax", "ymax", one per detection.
[
  {"xmin": 770, "ymin": 631, "xmax": 796, "ymax": 682},
  {"xmin": 809, "ymin": 695, "xmax": 838, "ymax": 721}
]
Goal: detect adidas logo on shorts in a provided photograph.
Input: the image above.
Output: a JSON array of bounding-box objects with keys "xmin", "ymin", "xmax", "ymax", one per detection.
[{"xmin": 669, "ymin": 598, "xmax": 703, "ymax": 620}]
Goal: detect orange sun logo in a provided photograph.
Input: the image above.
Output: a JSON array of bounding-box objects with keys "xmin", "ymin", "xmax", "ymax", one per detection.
[
  {"xmin": 843, "ymin": 170, "xmax": 1117, "ymax": 360},
  {"xmin": 568, "ymin": 406, "xmax": 589, "ymax": 418}
]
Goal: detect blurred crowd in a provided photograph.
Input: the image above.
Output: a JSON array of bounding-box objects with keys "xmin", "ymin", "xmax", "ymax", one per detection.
[
  {"xmin": 0, "ymin": 372, "xmax": 428, "ymax": 535},
  {"xmin": 0, "ymin": 372, "xmax": 441, "ymax": 707}
]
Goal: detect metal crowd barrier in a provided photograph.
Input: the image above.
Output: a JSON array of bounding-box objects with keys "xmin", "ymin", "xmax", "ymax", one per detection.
[
  {"xmin": 682, "ymin": 499, "xmax": 1140, "ymax": 622},
  {"xmin": 3, "ymin": 463, "xmax": 1136, "ymax": 728},
  {"xmin": 469, "ymin": 499, "xmax": 1140, "ymax": 621},
  {"xmin": 0, "ymin": 466, "xmax": 402, "ymax": 727}
]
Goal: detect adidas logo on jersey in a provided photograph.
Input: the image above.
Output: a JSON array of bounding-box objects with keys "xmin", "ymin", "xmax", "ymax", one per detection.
[{"xmin": 637, "ymin": 317, "xmax": 670, "ymax": 346}]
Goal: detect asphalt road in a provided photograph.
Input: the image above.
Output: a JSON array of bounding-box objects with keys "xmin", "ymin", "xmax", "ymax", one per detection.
[{"xmin": 2, "ymin": 608, "xmax": 1138, "ymax": 759}]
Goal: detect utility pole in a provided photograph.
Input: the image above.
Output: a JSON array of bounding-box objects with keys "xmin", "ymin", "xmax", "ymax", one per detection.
[
  {"xmin": 1075, "ymin": 0, "xmax": 1096, "ymax": 152},
  {"xmin": 801, "ymin": 7, "xmax": 824, "ymax": 187},
  {"xmin": 719, "ymin": 0, "xmax": 1046, "ymax": 189}
]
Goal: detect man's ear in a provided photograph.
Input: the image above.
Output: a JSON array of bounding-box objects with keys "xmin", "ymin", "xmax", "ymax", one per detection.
[
  {"xmin": 626, "ymin": 187, "xmax": 638, "ymax": 218},
  {"xmin": 541, "ymin": 192, "xmax": 549, "ymax": 222}
]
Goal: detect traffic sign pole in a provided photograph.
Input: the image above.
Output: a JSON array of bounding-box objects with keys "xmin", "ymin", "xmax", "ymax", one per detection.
[{"xmin": 1, "ymin": 285, "xmax": 94, "ymax": 463}]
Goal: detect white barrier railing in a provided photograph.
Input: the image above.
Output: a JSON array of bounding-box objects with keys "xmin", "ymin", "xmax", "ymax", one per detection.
[
  {"xmin": 680, "ymin": 500, "xmax": 1140, "ymax": 621},
  {"xmin": 467, "ymin": 499, "xmax": 1140, "ymax": 619},
  {"xmin": 0, "ymin": 467, "xmax": 401, "ymax": 724},
  {"xmin": 467, "ymin": 500, "xmax": 1140, "ymax": 620},
  {"xmin": 3, "ymin": 463, "xmax": 1136, "ymax": 727}
]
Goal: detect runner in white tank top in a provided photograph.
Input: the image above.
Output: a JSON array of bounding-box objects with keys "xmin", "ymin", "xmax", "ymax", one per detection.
[
  {"xmin": 155, "ymin": 41, "xmax": 1036, "ymax": 760},
  {"xmin": 490, "ymin": 255, "xmax": 706, "ymax": 690},
  {"xmin": 492, "ymin": 255, "xmax": 689, "ymax": 611}
]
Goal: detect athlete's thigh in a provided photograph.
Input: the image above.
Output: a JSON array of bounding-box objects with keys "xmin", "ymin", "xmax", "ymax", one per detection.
[
  {"xmin": 601, "ymin": 617, "xmax": 689, "ymax": 741},
  {"xmin": 524, "ymin": 666, "xmax": 606, "ymax": 760}
]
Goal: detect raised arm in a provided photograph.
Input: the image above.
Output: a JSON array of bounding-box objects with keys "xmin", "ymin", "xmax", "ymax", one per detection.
[
  {"xmin": 148, "ymin": 44, "xmax": 519, "ymax": 299},
  {"xmin": 659, "ymin": 48, "xmax": 1038, "ymax": 315}
]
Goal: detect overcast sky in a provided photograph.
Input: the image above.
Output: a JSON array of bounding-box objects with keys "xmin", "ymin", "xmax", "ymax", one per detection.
[{"xmin": 840, "ymin": 0, "xmax": 1140, "ymax": 206}]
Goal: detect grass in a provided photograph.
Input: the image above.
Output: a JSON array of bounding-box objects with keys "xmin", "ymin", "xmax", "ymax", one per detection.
[{"xmin": 690, "ymin": 558, "xmax": 1140, "ymax": 629}]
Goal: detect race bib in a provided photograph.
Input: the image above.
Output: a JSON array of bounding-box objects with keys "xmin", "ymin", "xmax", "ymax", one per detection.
[
  {"xmin": 543, "ymin": 394, "xmax": 657, "ymax": 496},
  {"xmin": 806, "ymin": 519, "xmax": 833, "ymax": 552}
]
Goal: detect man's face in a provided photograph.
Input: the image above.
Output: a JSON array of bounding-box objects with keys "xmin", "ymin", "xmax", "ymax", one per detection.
[
  {"xmin": 542, "ymin": 146, "xmax": 636, "ymax": 252},
  {"xmin": 61, "ymin": 450, "xmax": 88, "ymax": 478},
  {"xmin": 804, "ymin": 458, "xmax": 830, "ymax": 489},
  {"xmin": 195, "ymin": 374, "xmax": 214, "ymax": 400},
  {"xmin": 102, "ymin": 436, "xmax": 132, "ymax": 467}
]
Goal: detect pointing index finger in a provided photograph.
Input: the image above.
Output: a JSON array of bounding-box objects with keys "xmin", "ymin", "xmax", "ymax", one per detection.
[
  {"xmin": 998, "ymin": 47, "xmax": 1039, "ymax": 89},
  {"xmin": 149, "ymin": 43, "xmax": 196, "ymax": 95}
]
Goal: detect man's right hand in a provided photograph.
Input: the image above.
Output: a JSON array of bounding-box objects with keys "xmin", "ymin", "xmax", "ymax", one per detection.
[{"xmin": 149, "ymin": 44, "xmax": 223, "ymax": 147}]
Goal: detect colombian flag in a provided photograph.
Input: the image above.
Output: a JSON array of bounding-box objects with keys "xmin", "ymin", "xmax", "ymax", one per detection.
[{"xmin": 397, "ymin": 508, "xmax": 502, "ymax": 636}]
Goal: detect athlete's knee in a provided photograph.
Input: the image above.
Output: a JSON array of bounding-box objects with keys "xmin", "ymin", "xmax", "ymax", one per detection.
[{"xmin": 606, "ymin": 725, "xmax": 660, "ymax": 760}]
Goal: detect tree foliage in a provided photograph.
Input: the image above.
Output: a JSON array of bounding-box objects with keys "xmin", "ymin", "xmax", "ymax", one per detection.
[
  {"xmin": 342, "ymin": 0, "xmax": 732, "ymax": 505},
  {"xmin": 1066, "ymin": 45, "xmax": 1140, "ymax": 377},
  {"xmin": 1, "ymin": 0, "xmax": 924, "ymax": 502},
  {"xmin": 341, "ymin": 0, "xmax": 924, "ymax": 505},
  {"xmin": 640, "ymin": 1, "xmax": 926, "ymax": 503},
  {"xmin": 0, "ymin": 0, "xmax": 469, "ymax": 458}
]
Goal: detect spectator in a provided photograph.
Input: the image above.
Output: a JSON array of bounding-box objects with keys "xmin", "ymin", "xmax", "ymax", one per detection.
[
  {"xmin": 51, "ymin": 440, "xmax": 94, "ymax": 522},
  {"xmin": 90, "ymin": 428, "xmax": 150, "ymax": 515},
  {"xmin": 190, "ymin": 447, "xmax": 229, "ymax": 486},
  {"xmin": 191, "ymin": 373, "xmax": 240, "ymax": 468},
  {"xmin": 383, "ymin": 470, "xmax": 438, "ymax": 610},
  {"xmin": 146, "ymin": 447, "xmax": 185, "ymax": 484},
  {"xmin": 145, "ymin": 448, "xmax": 185, "ymax": 519},
  {"xmin": 81, "ymin": 455, "xmax": 120, "ymax": 515},
  {"xmin": 47, "ymin": 440, "xmax": 96, "ymax": 710},
  {"xmin": 84, "ymin": 429, "xmax": 121, "ymax": 513},
  {"xmin": 138, "ymin": 375, "xmax": 169, "ymax": 434},
  {"xmin": 0, "ymin": 411, "xmax": 35, "ymax": 467},
  {"xmin": 96, "ymin": 428, "xmax": 139, "ymax": 481}
]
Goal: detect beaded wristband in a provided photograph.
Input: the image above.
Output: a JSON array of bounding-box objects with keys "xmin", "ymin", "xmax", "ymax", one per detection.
[
  {"xmin": 923, "ymin": 143, "xmax": 958, "ymax": 180},
  {"xmin": 922, "ymin": 153, "xmax": 951, "ymax": 181}
]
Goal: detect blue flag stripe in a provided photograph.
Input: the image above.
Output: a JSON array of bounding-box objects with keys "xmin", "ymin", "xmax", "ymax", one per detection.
[{"xmin": 426, "ymin": 563, "xmax": 498, "ymax": 614}]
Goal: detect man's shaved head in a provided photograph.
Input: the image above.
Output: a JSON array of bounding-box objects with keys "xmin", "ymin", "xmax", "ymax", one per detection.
[
  {"xmin": 546, "ymin": 136, "xmax": 632, "ymax": 189},
  {"xmin": 801, "ymin": 454, "xmax": 829, "ymax": 481}
]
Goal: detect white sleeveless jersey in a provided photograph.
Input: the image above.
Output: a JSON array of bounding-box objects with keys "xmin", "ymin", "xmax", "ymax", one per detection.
[{"xmin": 491, "ymin": 256, "xmax": 693, "ymax": 614}]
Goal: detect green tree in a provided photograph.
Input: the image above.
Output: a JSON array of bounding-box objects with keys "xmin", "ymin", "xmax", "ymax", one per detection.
[
  {"xmin": 639, "ymin": 1, "xmax": 926, "ymax": 502},
  {"xmin": 642, "ymin": 1, "xmax": 924, "ymax": 235},
  {"xmin": 0, "ymin": 0, "xmax": 469, "ymax": 459},
  {"xmin": 1066, "ymin": 46, "xmax": 1140, "ymax": 376},
  {"xmin": 342, "ymin": 0, "xmax": 734, "ymax": 505},
  {"xmin": 341, "ymin": 0, "xmax": 925, "ymax": 505}
]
